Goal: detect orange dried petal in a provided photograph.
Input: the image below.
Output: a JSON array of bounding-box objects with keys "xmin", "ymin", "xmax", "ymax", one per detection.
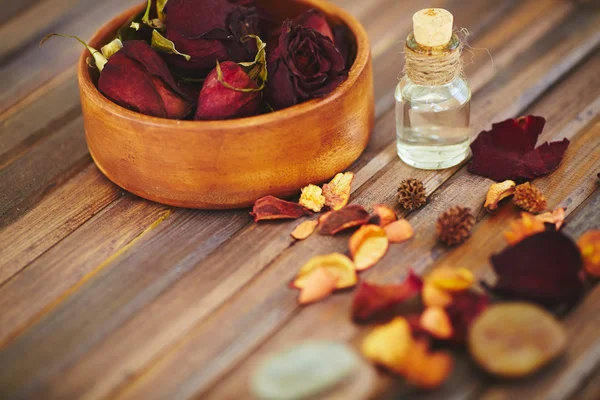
[
  {"xmin": 251, "ymin": 196, "xmax": 310, "ymax": 222},
  {"xmin": 297, "ymin": 268, "xmax": 339, "ymax": 305},
  {"xmin": 349, "ymin": 225, "xmax": 389, "ymax": 271},
  {"xmin": 504, "ymin": 212, "xmax": 545, "ymax": 245},
  {"xmin": 361, "ymin": 317, "xmax": 412, "ymax": 368},
  {"xmin": 383, "ymin": 219, "xmax": 414, "ymax": 243},
  {"xmin": 428, "ymin": 266, "xmax": 475, "ymax": 292},
  {"xmin": 420, "ymin": 307, "xmax": 453, "ymax": 339},
  {"xmin": 322, "ymin": 172, "xmax": 355, "ymax": 211},
  {"xmin": 484, "ymin": 180, "xmax": 516, "ymax": 212},
  {"xmin": 372, "ymin": 204, "xmax": 398, "ymax": 227},
  {"xmin": 578, "ymin": 230, "xmax": 600, "ymax": 277},
  {"xmin": 299, "ymin": 184, "xmax": 325, "ymax": 212},
  {"xmin": 535, "ymin": 207, "xmax": 566, "ymax": 230},
  {"xmin": 422, "ymin": 282, "xmax": 453, "ymax": 308},
  {"xmin": 290, "ymin": 220, "xmax": 318, "ymax": 240},
  {"xmin": 395, "ymin": 339, "xmax": 453, "ymax": 389},
  {"xmin": 293, "ymin": 253, "xmax": 357, "ymax": 289}
]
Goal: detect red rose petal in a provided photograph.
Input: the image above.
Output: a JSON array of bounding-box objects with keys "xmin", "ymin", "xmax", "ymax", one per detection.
[
  {"xmin": 445, "ymin": 291, "xmax": 489, "ymax": 342},
  {"xmin": 468, "ymin": 115, "xmax": 570, "ymax": 182},
  {"xmin": 351, "ymin": 270, "xmax": 423, "ymax": 323},
  {"xmin": 487, "ymin": 231, "xmax": 585, "ymax": 303}
]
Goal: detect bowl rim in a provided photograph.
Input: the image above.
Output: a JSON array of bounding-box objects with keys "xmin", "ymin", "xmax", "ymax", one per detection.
[{"xmin": 78, "ymin": 0, "xmax": 371, "ymax": 129}]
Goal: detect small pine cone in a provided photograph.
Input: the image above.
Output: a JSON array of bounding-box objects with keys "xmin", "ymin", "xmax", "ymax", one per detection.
[
  {"xmin": 513, "ymin": 182, "xmax": 547, "ymax": 213},
  {"xmin": 398, "ymin": 178, "xmax": 427, "ymax": 210},
  {"xmin": 436, "ymin": 206, "xmax": 475, "ymax": 246}
]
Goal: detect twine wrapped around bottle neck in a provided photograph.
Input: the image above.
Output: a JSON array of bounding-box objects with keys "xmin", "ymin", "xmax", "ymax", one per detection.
[{"xmin": 403, "ymin": 40, "xmax": 463, "ymax": 86}]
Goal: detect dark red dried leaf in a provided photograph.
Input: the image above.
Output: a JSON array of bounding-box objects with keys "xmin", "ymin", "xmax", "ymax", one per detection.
[
  {"xmin": 445, "ymin": 291, "xmax": 489, "ymax": 343},
  {"xmin": 195, "ymin": 61, "xmax": 261, "ymax": 120},
  {"xmin": 250, "ymin": 196, "xmax": 310, "ymax": 222},
  {"xmin": 98, "ymin": 40, "xmax": 193, "ymax": 119},
  {"xmin": 294, "ymin": 9, "xmax": 333, "ymax": 41},
  {"xmin": 318, "ymin": 204, "xmax": 370, "ymax": 235},
  {"xmin": 487, "ymin": 231, "xmax": 585, "ymax": 303},
  {"xmin": 468, "ymin": 116, "xmax": 570, "ymax": 182},
  {"xmin": 351, "ymin": 270, "xmax": 424, "ymax": 323}
]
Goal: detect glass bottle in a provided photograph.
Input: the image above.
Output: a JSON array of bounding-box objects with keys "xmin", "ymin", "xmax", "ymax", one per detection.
[{"xmin": 395, "ymin": 9, "xmax": 471, "ymax": 170}]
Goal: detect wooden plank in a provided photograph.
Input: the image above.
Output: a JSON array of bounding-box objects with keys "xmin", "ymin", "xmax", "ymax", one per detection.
[
  {"xmin": 110, "ymin": 15, "xmax": 600, "ymax": 400},
  {"xmin": 0, "ymin": 193, "xmax": 169, "ymax": 347},
  {"xmin": 0, "ymin": 0, "xmax": 40, "ymax": 25},
  {"xmin": 568, "ymin": 365, "xmax": 600, "ymax": 400}
]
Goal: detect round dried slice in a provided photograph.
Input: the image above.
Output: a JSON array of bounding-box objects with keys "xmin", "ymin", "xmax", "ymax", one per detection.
[
  {"xmin": 293, "ymin": 253, "xmax": 357, "ymax": 289},
  {"xmin": 349, "ymin": 225, "xmax": 389, "ymax": 271},
  {"xmin": 469, "ymin": 303, "xmax": 567, "ymax": 378}
]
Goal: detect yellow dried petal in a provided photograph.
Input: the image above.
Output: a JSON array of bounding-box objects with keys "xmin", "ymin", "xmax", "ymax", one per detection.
[
  {"xmin": 383, "ymin": 219, "xmax": 414, "ymax": 243},
  {"xmin": 299, "ymin": 184, "xmax": 325, "ymax": 212},
  {"xmin": 484, "ymin": 180, "xmax": 516, "ymax": 212},
  {"xmin": 290, "ymin": 220, "xmax": 318, "ymax": 240},
  {"xmin": 428, "ymin": 266, "xmax": 475, "ymax": 292},
  {"xmin": 361, "ymin": 317, "xmax": 412, "ymax": 368},
  {"xmin": 420, "ymin": 307, "xmax": 453, "ymax": 339},
  {"xmin": 323, "ymin": 172, "xmax": 355, "ymax": 211},
  {"xmin": 504, "ymin": 212, "xmax": 545, "ymax": 245},
  {"xmin": 578, "ymin": 230, "xmax": 600, "ymax": 277},
  {"xmin": 298, "ymin": 268, "xmax": 339, "ymax": 305},
  {"xmin": 293, "ymin": 253, "xmax": 357, "ymax": 289},
  {"xmin": 349, "ymin": 225, "xmax": 389, "ymax": 271}
]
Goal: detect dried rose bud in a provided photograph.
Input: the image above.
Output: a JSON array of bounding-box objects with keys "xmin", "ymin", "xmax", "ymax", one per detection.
[
  {"xmin": 98, "ymin": 40, "xmax": 193, "ymax": 119},
  {"xmin": 163, "ymin": 0, "xmax": 260, "ymax": 76},
  {"xmin": 294, "ymin": 9, "xmax": 334, "ymax": 41},
  {"xmin": 265, "ymin": 20, "xmax": 348, "ymax": 110}
]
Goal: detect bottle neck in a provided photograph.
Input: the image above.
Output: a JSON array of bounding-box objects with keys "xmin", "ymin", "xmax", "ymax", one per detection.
[{"xmin": 403, "ymin": 33, "xmax": 462, "ymax": 87}]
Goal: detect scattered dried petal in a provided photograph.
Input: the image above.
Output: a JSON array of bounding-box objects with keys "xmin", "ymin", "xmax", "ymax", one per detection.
[
  {"xmin": 445, "ymin": 291, "xmax": 489, "ymax": 342},
  {"xmin": 422, "ymin": 282, "xmax": 453, "ymax": 308},
  {"xmin": 251, "ymin": 196, "xmax": 310, "ymax": 222},
  {"xmin": 398, "ymin": 178, "xmax": 427, "ymax": 210},
  {"xmin": 427, "ymin": 266, "xmax": 475, "ymax": 292},
  {"xmin": 469, "ymin": 115, "xmax": 570, "ymax": 182},
  {"xmin": 349, "ymin": 225, "xmax": 389, "ymax": 271},
  {"xmin": 371, "ymin": 204, "xmax": 398, "ymax": 227},
  {"xmin": 469, "ymin": 303, "xmax": 567, "ymax": 378},
  {"xmin": 420, "ymin": 307, "xmax": 453, "ymax": 339},
  {"xmin": 484, "ymin": 180, "xmax": 516, "ymax": 212},
  {"xmin": 322, "ymin": 172, "xmax": 355, "ymax": 211},
  {"xmin": 513, "ymin": 182, "xmax": 547, "ymax": 213},
  {"xmin": 436, "ymin": 206, "xmax": 475, "ymax": 246},
  {"xmin": 293, "ymin": 253, "xmax": 357, "ymax": 290},
  {"xmin": 299, "ymin": 184, "xmax": 326, "ymax": 212},
  {"xmin": 384, "ymin": 219, "xmax": 414, "ymax": 243},
  {"xmin": 535, "ymin": 207, "xmax": 566, "ymax": 230},
  {"xmin": 290, "ymin": 220, "xmax": 319, "ymax": 240},
  {"xmin": 504, "ymin": 212, "xmax": 546, "ymax": 245},
  {"xmin": 318, "ymin": 204, "xmax": 370, "ymax": 235},
  {"xmin": 298, "ymin": 268, "xmax": 339, "ymax": 305},
  {"xmin": 361, "ymin": 317, "xmax": 412, "ymax": 368},
  {"xmin": 488, "ymin": 231, "xmax": 584, "ymax": 302},
  {"xmin": 578, "ymin": 230, "xmax": 600, "ymax": 277},
  {"xmin": 352, "ymin": 270, "xmax": 423, "ymax": 322},
  {"xmin": 395, "ymin": 339, "xmax": 453, "ymax": 389}
]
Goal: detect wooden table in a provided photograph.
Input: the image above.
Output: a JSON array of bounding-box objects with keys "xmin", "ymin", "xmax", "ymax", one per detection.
[{"xmin": 1, "ymin": 0, "xmax": 599, "ymax": 399}]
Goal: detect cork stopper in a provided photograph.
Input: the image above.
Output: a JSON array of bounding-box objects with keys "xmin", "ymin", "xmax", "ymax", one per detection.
[{"xmin": 412, "ymin": 8, "xmax": 453, "ymax": 47}]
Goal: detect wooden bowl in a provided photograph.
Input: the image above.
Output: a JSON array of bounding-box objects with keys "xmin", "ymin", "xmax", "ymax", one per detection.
[{"xmin": 78, "ymin": 0, "xmax": 374, "ymax": 209}]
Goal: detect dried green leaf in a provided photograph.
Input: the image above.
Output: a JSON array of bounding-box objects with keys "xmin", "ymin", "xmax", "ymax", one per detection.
[
  {"xmin": 101, "ymin": 38, "xmax": 123, "ymax": 59},
  {"xmin": 157, "ymin": 0, "xmax": 168, "ymax": 22},
  {"xmin": 142, "ymin": 0, "xmax": 166, "ymax": 30},
  {"xmin": 40, "ymin": 33, "xmax": 107, "ymax": 71},
  {"xmin": 151, "ymin": 30, "xmax": 191, "ymax": 61},
  {"xmin": 238, "ymin": 34, "xmax": 267, "ymax": 89}
]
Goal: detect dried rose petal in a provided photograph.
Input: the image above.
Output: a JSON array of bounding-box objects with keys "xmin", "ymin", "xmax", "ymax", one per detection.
[
  {"xmin": 322, "ymin": 172, "xmax": 355, "ymax": 211},
  {"xmin": 445, "ymin": 291, "xmax": 489, "ymax": 342},
  {"xmin": 422, "ymin": 282, "xmax": 453, "ymax": 308},
  {"xmin": 469, "ymin": 115, "xmax": 570, "ymax": 182},
  {"xmin": 394, "ymin": 339, "xmax": 453, "ymax": 389},
  {"xmin": 536, "ymin": 207, "xmax": 566, "ymax": 230},
  {"xmin": 298, "ymin": 268, "xmax": 339, "ymax": 305},
  {"xmin": 578, "ymin": 230, "xmax": 600, "ymax": 277},
  {"xmin": 351, "ymin": 270, "xmax": 423, "ymax": 323},
  {"xmin": 299, "ymin": 184, "xmax": 326, "ymax": 212},
  {"xmin": 294, "ymin": 9, "xmax": 334, "ymax": 41},
  {"xmin": 484, "ymin": 180, "xmax": 516, "ymax": 212},
  {"xmin": 318, "ymin": 204, "xmax": 370, "ymax": 235},
  {"xmin": 251, "ymin": 196, "xmax": 310, "ymax": 222},
  {"xmin": 383, "ymin": 219, "xmax": 414, "ymax": 243},
  {"xmin": 488, "ymin": 231, "xmax": 584, "ymax": 302},
  {"xmin": 290, "ymin": 220, "xmax": 319, "ymax": 240},
  {"xmin": 504, "ymin": 212, "xmax": 546, "ymax": 245},
  {"xmin": 427, "ymin": 266, "xmax": 475, "ymax": 292},
  {"xmin": 349, "ymin": 225, "xmax": 389, "ymax": 271},
  {"xmin": 293, "ymin": 253, "xmax": 357, "ymax": 290},
  {"xmin": 371, "ymin": 204, "xmax": 398, "ymax": 227},
  {"xmin": 361, "ymin": 317, "xmax": 412, "ymax": 368},
  {"xmin": 420, "ymin": 307, "xmax": 453, "ymax": 339}
]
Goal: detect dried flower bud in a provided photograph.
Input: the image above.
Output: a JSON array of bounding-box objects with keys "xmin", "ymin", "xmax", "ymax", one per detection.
[
  {"xmin": 436, "ymin": 206, "xmax": 475, "ymax": 246},
  {"xmin": 484, "ymin": 180, "xmax": 516, "ymax": 212},
  {"xmin": 513, "ymin": 182, "xmax": 547, "ymax": 213},
  {"xmin": 397, "ymin": 178, "xmax": 426, "ymax": 210}
]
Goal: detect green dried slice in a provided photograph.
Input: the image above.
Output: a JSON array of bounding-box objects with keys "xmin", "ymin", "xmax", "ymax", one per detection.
[
  {"xmin": 468, "ymin": 303, "xmax": 567, "ymax": 378},
  {"xmin": 252, "ymin": 341, "xmax": 361, "ymax": 400}
]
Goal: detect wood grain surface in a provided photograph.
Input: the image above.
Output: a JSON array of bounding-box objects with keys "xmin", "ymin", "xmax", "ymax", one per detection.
[{"xmin": 0, "ymin": 0, "xmax": 598, "ymax": 399}]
